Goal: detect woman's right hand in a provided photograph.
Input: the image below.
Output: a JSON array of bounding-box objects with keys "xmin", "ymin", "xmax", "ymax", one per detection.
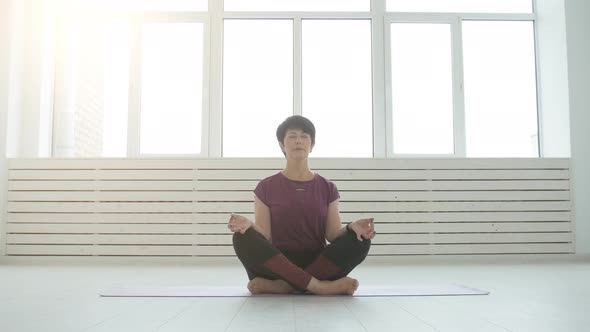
[{"xmin": 227, "ymin": 213, "xmax": 254, "ymax": 234}]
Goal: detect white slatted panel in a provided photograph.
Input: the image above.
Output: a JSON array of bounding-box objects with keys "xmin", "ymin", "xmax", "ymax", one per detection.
[{"xmin": 4, "ymin": 158, "xmax": 573, "ymax": 256}]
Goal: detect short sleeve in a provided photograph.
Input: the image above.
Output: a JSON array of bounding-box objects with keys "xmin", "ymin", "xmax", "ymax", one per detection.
[
  {"xmin": 328, "ymin": 180, "xmax": 340, "ymax": 204},
  {"xmin": 254, "ymin": 178, "xmax": 270, "ymax": 207}
]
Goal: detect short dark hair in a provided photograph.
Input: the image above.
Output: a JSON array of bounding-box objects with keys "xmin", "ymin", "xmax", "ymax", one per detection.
[{"xmin": 276, "ymin": 115, "xmax": 316, "ymax": 146}]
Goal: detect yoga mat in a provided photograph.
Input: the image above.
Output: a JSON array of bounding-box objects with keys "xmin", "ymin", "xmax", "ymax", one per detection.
[{"xmin": 100, "ymin": 284, "xmax": 489, "ymax": 297}]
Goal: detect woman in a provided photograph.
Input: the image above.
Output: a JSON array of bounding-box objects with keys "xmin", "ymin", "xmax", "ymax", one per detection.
[{"xmin": 227, "ymin": 115, "xmax": 376, "ymax": 295}]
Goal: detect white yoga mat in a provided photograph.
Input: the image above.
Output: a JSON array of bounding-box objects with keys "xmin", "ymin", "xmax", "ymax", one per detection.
[{"xmin": 100, "ymin": 284, "xmax": 489, "ymax": 297}]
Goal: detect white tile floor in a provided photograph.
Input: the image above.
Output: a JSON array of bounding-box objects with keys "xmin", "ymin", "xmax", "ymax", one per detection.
[{"xmin": 0, "ymin": 255, "xmax": 589, "ymax": 332}]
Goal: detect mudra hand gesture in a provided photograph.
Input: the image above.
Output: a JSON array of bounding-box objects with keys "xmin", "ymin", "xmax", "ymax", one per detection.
[
  {"xmin": 227, "ymin": 214, "xmax": 253, "ymax": 234},
  {"xmin": 348, "ymin": 218, "xmax": 376, "ymax": 241}
]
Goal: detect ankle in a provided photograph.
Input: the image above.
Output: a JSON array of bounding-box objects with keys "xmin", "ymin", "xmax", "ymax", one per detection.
[{"xmin": 306, "ymin": 277, "xmax": 322, "ymax": 294}]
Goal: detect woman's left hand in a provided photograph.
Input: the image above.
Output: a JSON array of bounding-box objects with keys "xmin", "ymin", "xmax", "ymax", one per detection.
[{"xmin": 349, "ymin": 218, "xmax": 376, "ymax": 241}]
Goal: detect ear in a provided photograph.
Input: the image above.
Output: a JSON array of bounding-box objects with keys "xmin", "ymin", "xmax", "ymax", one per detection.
[{"xmin": 279, "ymin": 142, "xmax": 286, "ymax": 154}]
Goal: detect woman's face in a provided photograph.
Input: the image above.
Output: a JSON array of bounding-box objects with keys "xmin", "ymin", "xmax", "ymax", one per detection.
[{"xmin": 280, "ymin": 128, "xmax": 313, "ymax": 158}]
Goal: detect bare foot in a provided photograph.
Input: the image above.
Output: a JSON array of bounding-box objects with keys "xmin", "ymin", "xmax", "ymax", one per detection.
[
  {"xmin": 247, "ymin": 277, "xmax": 294, "ymax": 294},
  {"xmin": 307, "ymin": 277, "xmax": 359, "ymax": 295}
]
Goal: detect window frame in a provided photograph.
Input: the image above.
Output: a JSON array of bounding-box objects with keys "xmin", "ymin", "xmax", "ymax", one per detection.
[
  {"xmin": 384, "ymin": 12, "xmax": 536, "ymax": 158},
  {"xmin": 47, "ymin": 0, "xmax": 540, "ymax": 158},
  {"xmin": 126, "ymin": 12, "xmax": 211, "ymax": 157},
  {"xmin": 215, "ymin": 8, "xmax": 378, "ymax": 158}
]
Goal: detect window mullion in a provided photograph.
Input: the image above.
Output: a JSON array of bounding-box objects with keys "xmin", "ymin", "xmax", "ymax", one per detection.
[
  {"xmin": 293, "ymin": 16, "xmax": 302, "ymax": 116},
  {"xmin": 383, "ymin": 16, "xmax": 394, "ymax": 158},
  {"xmin": 372, "ymin": 0, "xmax": 387, "ymax": 158},
  {"xmin": 451, "ymin": 17, "xmax": 466, "ymax": 157},
  {"xmin": 127, "ymin": 16, "xmax": 142, "ymax": 157},
  {"xmin": 208, "ymin": 0, "xmax": 223, "ymax": 158},
  {"xmin": 200, "ymin": 17, "xmax": 211, "ymax": 157}
]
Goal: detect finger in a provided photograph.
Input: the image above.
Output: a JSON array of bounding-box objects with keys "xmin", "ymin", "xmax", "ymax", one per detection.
[{"xmin": 356, "ymin": 232, "xmax": 363, "ymax": 241}]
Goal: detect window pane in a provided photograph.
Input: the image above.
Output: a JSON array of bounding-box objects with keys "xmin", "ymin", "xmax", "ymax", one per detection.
[
  {"xmin": 223, "ymin": 20, "xmax": 292, "ymax": 157},
  {"xmin": 302, "ymin": 20, "xmax": 373, "ymax": 158},
  {"xmin": 103, "ymin": 21, "xmax": 129, "ymax": 157},
  {"xmin": 53, "ymin": 19, "xmax": 129, "ymax": 157},
  {"xmin": 70, "ymin": 23, "xmax": 105, "ymax": 157},
  {"xmin": 387, "ymin": 0, "xmax": 532, "ymax": 13},
  {"xmin": 225, "ymin": 0, "xmax": 369, "ymax": 12},
  {"xmin": 463, "ymin": 21, "xmax": 538, "ymax": 157},
  {"xmin": 140, "ymin": 23, "xmax": 204, "ymax": 154},
  {"xmin": 390, "ymin": 23, "xmax": 454, "ymax": 154}
]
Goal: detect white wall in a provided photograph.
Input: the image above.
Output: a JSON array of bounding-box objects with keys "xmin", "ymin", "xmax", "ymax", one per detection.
[
  {"xmin": 0, "ymin": 0, "xmax": 13, "ymax": 256},
  {"xmin": 535, "ymin": 0, "xmax": 571, "ymax": 157},
  {"xmin": 4, "ymin": 0, "xmax": 49, "ymax": 158},
  {"xmin": 565, "ymin": 0, "xmax": 590, "ymax": 254}
]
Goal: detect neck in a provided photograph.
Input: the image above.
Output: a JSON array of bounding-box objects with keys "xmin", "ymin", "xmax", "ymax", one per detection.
[{"xmin": 283, "ymin": 159, "xmax": 313, "ymax": 181}]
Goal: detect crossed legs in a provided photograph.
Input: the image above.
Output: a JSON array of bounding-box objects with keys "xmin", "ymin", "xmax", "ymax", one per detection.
[{"xmin": 232, "ymin": 227, "xmax": 370, "ymax": 295}]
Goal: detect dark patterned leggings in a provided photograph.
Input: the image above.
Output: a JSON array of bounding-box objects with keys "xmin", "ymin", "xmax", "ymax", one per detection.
[{"xmin": 233, "ymin": 227, "xmax": 371, "ymax": 291}]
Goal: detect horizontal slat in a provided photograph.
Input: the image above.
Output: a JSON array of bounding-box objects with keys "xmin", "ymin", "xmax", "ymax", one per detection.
[
  {"xmin": 6, "ymin": 223, "xmax": 230, "ymax": 234},
  {"xmin": 9, "ymin": 179, "xmax": 569, "ymax": 192},
  {"xmin": 7, "ymin": 211, "xmax": 571, "ymax": 223},
  {"xmin": 335, "ymin": 180, "xmax": 570, "ymax": 191},
  {"xmin": 340, "ymin": 201, "xmax": 572, "ymax": 212},
  {"xmin": 5, "ymin": 232, "xmax": 572, "ymax": 246},
  {"xmin": 7, "ymin": 213, "xmax": 239, "ymax": 223},
  {"xmin": 6, "ymin": 191, "xmax": 252, "ymax": 202},
  {"xmin": 7, "ymin": 190, "xmax": 570, "ymax": 202},
  {"xmin": 8, "ymin": 159, "xmax": 206, "ymax": 169},
  {"xmin": 7, "ymin": 201, "xmax": 571, "ymax": 213},
  {"xmin": 369, "ymin": 243, "xmax": 574, "ymax": 255},
  {"xmin": 340, "ymin": 191, "xmax": 570, "ymax": 201},
  {"xmin": 7, "ymin": 234, "xmax": 231, "ymax": 245},
  {"xmin": 6, "ymin": 221, "xmax": 571, "ymax": 235},
  {"xmin": 9, "ymin": 180, "xmax": 196, "ymax": 191},
  {"xmin": 5, "ymin": 244, "xmax": 235, "ymax": 256},
  {"xmin": 5, "ymin": 243, "xmax": 573, "ymax": 256},
  {"xmin": 14, "ymin": 169, "xmax": 563, "ymax": 182},
  {"xmin": 195, "ymin": 180, "xmax": 572, "ymax": 191},
  {"xmin": 194, "ymin": 169, "xmax": 570, "ymax": 180},
  {"xmin": 8, "ymin": 157, "xmax": 570, "ymax": 170},
  {"xmin": 375, "ymin": 222, "xmax": 572, "ymax": 233},
  {"xmin": 372, "ymin": 232, "xmax": 573, "ymax": 244},
  {"xmin": 9, "ymin": 169, "xmax": 198, "ymax": 180}
]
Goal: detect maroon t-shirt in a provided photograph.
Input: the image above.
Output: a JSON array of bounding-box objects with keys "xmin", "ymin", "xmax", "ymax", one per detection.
[{"xmin": 254, "ymin": 172, "xmax": 340, "ymax": 251}]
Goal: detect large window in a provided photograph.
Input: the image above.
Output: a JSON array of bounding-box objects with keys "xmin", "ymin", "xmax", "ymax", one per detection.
[
  {"xmin": 51, "ymin": 6, "xmax": 207, "ymax": 157},
  {"xmin": 390, "ymin": 23, "xmax": 454, "ymax": 155},
  {"xmin": 44, "ymin": 1, "xmax": 540, "ymax": 158},
  {"xmin": 102, "ymin": 21, "xmax": 130, "ymax": 157},
  {"xmin": 302, "ymin": 20, "xmax": 373, "ymax": 158},
  {"xmin": 52, "ymin": 15, "xmax": 130, "ymax": 157},
  {"xmin": 462, "ymin": 21, "xmax": 538, "ymax": 157},
  {"xmin": 222, "ymin": 18, "xmax": 373, "ymax": 158},
  {"xmin": 222, "ymin": 20, "xmax": 293, "ymax": 157},
  {"xmin": 140, "ymin": 23, "xmax": 204, "ymax": 155}
]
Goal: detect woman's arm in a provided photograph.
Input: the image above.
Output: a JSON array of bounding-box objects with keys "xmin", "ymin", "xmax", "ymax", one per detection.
[
  {"xmin": 325, "ymin": 199, "xmax": 347, "ymax": 243},
  {"xmin": 325, "ymin": 199, "xmax": 376, "ymax": 243},
  {"xmin": 227, "ymin": 196, "xmax": 272, "ymax": 241},
  {"xmin": 253, "ymin": 195, "xmax": 272, "ymax": 241}
]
